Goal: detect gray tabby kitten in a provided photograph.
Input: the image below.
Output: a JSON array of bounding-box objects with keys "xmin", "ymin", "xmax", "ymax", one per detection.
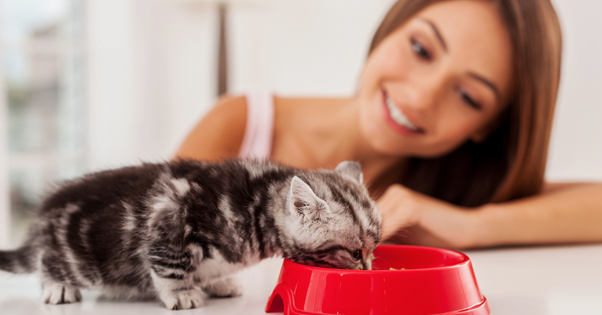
[{"xmin": 0, "ymin": 159, "xmax": 381, "ymax": 310}]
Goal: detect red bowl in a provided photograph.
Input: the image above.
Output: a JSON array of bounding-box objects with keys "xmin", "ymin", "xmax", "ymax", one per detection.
[{"xmin": 265, "ymin": 245, "xmax": 489, "ymax": 315}]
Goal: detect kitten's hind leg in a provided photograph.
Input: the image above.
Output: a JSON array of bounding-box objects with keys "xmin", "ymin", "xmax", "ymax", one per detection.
[
  {"xmin": 202, "ymin": 277, "xmax": 243, "ymax": 298},
  {"xmin": 42, "ymin": 280, "xmax": 82, "ymax": 305}
]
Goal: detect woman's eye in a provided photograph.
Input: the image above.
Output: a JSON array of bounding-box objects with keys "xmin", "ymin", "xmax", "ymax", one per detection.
[
  {"xmin": 351, "ymin": 250, "xmax": 362, "ymax": 261},
  {"xmin": 459, "ymin": 90, "xmax": 482, "ymax": 111},
  {"xmin": 411, "ymin": 38, "xmax": 431, "ymax": 60}
]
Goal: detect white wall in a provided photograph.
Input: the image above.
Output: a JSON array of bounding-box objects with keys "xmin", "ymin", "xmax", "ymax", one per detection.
[
  {"xmin": 86, "ymin": 0, "xmax": 136, "ymax": 170},
  {"xmin": 85, "ymin": 0, "xmax": 218, "ymax": 171},
  {"xmin": 548, "ymin": 0, "xmax": 602, "ymax": 181},
  {"xmin": 229, "ymin": 0, "xmax": 395, "ymax": 96}
]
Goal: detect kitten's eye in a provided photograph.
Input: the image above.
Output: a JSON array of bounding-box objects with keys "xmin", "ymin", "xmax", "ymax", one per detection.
[
  {"xmin": 411, "ymin": 38, "xmax": 431, "ymax": 60},
  {"xmin": 351, "ymin": 250, "xmax": 362, "ymax": 261}
]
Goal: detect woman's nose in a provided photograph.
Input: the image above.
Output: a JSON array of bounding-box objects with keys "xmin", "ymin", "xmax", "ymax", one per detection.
[{"xmin": 403, "ymin": 75, "xmax": 444, "ymax": 113}]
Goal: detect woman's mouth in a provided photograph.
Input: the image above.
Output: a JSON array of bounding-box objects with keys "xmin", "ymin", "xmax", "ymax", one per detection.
[{"xmin": 382, "ymin": 91, "xmax": 424, "ymax": 134}]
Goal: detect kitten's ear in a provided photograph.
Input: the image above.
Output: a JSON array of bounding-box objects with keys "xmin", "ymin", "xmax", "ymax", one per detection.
[
  {"xmin": 289, "ymin": 176, "xmax": 329, "ymax": 222},
  {"xmin": 335, "ymin": 161, "xmax": 363, "ymax": 183}
]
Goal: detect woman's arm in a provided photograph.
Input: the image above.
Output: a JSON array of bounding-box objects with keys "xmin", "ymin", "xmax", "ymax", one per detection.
[
  {"xmin": 476, "ymin": 182, "xmax": 602, "ymax": 247},
  {"xmin": 174, "ymin": 95, "xmax": 247, "ymax": 161},
  {"xmin": 378, "ymin": 182, "xmax": 602, "ymax": 249}
]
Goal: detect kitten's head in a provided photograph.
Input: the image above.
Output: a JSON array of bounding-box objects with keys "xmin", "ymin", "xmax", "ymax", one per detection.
[{"xmin": 278, "ymin": 161, "xmax": 382, "ymax": 270}]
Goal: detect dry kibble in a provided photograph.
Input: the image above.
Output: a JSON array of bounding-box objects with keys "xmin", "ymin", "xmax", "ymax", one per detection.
[{"xmin": 389, "ymin": 267, "xmax": 406, "ymax": 270}]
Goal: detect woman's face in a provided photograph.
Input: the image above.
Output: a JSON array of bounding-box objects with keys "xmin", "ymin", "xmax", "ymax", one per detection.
[{"xmin": 358, "ymin": 0, "xmax": 514, "ymax": 157}]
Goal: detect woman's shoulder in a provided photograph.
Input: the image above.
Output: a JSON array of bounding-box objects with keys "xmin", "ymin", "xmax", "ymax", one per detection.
[
  {"xmin": 174, "ymin": 95, "xmax": 248, "ymax": 161},
  {"xmin": 174, "ymin": 93, "xmax": 350, "ymax": 161},
  {"xmin": 212, "ymin": 94, "xmax": 248, "ymax": 123}
]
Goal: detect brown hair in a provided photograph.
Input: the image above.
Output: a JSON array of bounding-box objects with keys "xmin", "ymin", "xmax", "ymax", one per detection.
[{"xmin": 369, "ymin": 0, "xmax": 563, "ymax": 207}]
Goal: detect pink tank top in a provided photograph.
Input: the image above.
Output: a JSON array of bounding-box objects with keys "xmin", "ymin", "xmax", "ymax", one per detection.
[{"xmin": 238, "ymin": 91, "xmax": 275, "ymax": 161}]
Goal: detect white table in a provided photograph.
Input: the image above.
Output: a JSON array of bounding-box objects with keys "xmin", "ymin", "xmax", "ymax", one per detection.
[
  {"xmin": 1, "ymin": 244, "xmax": 602, "ymax": 315},
  {"xmin": 466, "ymin": 244, "xmax": 602, "ymax": 315}
]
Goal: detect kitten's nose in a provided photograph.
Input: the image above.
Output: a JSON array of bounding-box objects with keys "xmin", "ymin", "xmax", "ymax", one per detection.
[
  {"xmin": 364, "ymin": 256, "xmax": 373, "ymax": 271},
  {"xmin": 364, "ymin": 260, "xmax": 372, "ymax": 271},
  {"xmin": 353, "ymin": 260, "xmax": 368, "ymax": 270},
  {"xmin": 361, "ymin": 260, "xmax": 368, "ymax": 271}
]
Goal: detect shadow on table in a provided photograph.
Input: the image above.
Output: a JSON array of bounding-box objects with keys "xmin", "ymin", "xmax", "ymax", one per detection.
[{"xmin": 0, "ymin": 298, "xmax": 84, "ymax": 315}]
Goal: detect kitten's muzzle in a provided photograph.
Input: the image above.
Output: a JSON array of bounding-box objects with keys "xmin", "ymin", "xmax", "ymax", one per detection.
[
  {"xmin": 351, "ymin": 259, "xmax": 370, "ymax": 271},
  {"xmin": 359, "ymin": 255, "xmax": 374, "ymax": 270}
]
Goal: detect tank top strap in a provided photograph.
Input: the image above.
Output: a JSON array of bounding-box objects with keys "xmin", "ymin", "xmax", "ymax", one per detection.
[{"xmin": 238, "ymin": 91, "xmax": 275, "ymax": 161}]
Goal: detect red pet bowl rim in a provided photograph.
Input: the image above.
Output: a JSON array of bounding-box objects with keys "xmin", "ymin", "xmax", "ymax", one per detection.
[{"xmin": 285, "ymin": 245, "xmax": 471, "ymax": 273}]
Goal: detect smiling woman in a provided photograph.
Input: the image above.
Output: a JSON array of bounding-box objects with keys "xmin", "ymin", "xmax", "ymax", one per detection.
[
  {"xmin": 363, "ymin": 0, "xmax": 561, "ymax": 207},
  {"xmin": 176, "ymin": 0, "xmax": 602, "ymax": 249}
]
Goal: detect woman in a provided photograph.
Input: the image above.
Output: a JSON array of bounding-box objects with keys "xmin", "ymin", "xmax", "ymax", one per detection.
[{"xmin": 175, "ymin": 0, "xmax": 602, "ymax": 249}]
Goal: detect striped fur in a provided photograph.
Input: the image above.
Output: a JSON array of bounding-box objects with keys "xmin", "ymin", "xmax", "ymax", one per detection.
[{"xmin": 0, "ymin": 159, "xmax": 382, "ymax": 310}]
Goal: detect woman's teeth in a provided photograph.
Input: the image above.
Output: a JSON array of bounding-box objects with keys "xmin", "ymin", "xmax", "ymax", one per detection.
[{"xmin": 386, "ymin": 96, "xmax": 418, "ymax": 131}]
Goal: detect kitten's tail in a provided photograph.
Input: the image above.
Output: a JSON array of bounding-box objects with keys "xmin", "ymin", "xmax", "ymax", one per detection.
[{"xmin": 0, "ymin": 245, "xmax": 36, "ymax": 274}]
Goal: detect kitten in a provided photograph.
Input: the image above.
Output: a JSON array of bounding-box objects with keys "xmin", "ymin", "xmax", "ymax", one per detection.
[{"xmin": 0, "ymin": 159, "xmax": 381, "ymax": 310}]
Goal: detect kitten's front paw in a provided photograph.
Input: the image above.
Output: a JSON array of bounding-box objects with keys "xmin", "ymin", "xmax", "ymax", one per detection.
[
  {"xmin": 161, "ymin": 289, "xmax": 205, "ymax": 310},
  {"xmin": 42, "ymin": 282, "xmax": 82, "ymax": 305},
  {"xmin": 203, "ymin": 277, "xmax": 243, "ymax": 298}
]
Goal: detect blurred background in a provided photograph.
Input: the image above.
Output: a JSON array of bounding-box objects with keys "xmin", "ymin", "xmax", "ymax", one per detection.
[{"xmin": 0, "ymin": 0, "xmax": 601, "ymax": 248}]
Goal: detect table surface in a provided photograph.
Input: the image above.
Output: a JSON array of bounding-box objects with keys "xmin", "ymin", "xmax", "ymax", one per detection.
[{"xmin": 1, "ymin": 244, "xmax": 602, "ymax": 315}]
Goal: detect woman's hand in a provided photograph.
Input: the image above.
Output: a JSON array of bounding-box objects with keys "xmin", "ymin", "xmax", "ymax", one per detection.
[
  {"xmin": 376, "ymin": 184, "xmax": 482, "ymax": 249},
  {"xmin": 377, "ymin": 184, "xmax": 422, "ymax": 241}
]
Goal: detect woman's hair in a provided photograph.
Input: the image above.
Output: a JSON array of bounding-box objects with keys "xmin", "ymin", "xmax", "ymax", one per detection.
[{"xmin": 369, "ymin": 0, "xmax": 562, "ymax": 207}]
